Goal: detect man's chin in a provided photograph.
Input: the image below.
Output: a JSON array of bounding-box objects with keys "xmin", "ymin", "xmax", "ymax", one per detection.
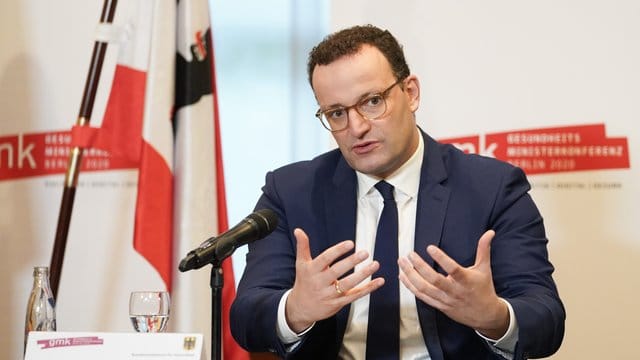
[{"xmin": 349, "ymin": 160, "xmax": 390, "ymax": 178}]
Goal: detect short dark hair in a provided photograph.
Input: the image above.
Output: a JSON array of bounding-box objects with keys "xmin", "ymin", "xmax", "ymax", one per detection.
[{"xmin": 307, "ymin": 25, "xmax": 410, "ymax": 87}]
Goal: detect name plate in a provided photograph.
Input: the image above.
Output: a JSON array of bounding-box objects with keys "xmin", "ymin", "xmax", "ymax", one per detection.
[{"xmin": 24, "ymin": 331, "xmax": 205, "ymax": 360}]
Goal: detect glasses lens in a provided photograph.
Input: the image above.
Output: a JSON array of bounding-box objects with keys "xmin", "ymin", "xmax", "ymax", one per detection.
[
  {"xmin": 357, "ymin": 94, "xmax": 386, "ymax": 120},
  {"xmin": 319, "ymin": 109, "xmax": 348, "ymax": 131}
]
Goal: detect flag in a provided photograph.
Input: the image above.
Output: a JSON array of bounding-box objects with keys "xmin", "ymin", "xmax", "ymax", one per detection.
[
  {"xmin": 86, "ymin": 0, "xmax": 174, "ymax": 291},
  {"xmin": 85, "ymin": 0, "xmax": 248, "ymax": 357},
  {"xmin": 171, "ymin": 0, "xmax": 249, "ymax": 359}
]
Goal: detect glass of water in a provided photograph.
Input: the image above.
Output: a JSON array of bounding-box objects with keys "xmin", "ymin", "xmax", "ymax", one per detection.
[{"xmin": 129, "ymin": 291, "xmax": 170, "ymax": 332}]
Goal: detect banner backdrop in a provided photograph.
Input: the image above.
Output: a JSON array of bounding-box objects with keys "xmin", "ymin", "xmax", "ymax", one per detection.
[
  {"xmin": 331, "ymin": 1, "xmax": 639, "ymax": 359},
  {"xmin": 3, "ymin": 1, "xmax": 639, "ymax": 359},
  {"xmin": 0, "ymin": 1, "xmax": 246, "ymax": 359}
]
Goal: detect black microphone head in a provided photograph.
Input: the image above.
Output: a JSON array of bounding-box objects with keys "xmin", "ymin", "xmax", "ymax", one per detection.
[
  {"xmin": 178, "ymin": 252, "xmax": 198, "ymax": 272},
  {"xmin": 249, "ymin": 208, "xmax": 279, "ymax": 238}
]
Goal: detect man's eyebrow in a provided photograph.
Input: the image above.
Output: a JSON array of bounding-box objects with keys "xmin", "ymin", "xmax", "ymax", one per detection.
[
  {"xmin": 321, "ymin": 102, "xmax": 346, "ymax": 110},
  {"xmin": 320, "ymin": 90, "xmax": 380, "ymax": 110}
]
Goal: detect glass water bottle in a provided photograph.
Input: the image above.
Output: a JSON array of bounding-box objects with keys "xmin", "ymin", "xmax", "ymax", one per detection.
[{"xmin": 24, "ymin": 266, "xmax": 56, "ymax": 348}]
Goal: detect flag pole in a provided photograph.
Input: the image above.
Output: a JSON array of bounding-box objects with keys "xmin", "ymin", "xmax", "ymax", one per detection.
[{"xmin": 49, "ymin": 0, "xmax": 119, "ymax": 297}]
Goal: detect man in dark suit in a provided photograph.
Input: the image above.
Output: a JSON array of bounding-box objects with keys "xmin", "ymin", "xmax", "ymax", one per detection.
[{"xmin": 230, "ymin": 25, "xmax": 565, "ymax": 359}]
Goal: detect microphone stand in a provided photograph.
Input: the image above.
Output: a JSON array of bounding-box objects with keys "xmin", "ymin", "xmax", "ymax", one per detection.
[
  {"xmin": 179, "ymin": 209, "xmax": 279, "ymax": 360},
  {"xmin": 209, "ymin": 260, "xmax": 223, "ymax": 360}
]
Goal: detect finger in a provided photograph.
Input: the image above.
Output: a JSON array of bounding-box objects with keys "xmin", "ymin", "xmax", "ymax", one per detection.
[
  {"xmin": 399, "ymin": 269, "xmax": 448, "ymax": 310},
  {"xmin": 404, "ymin": 252, "xmax": 448, "ymax": 289},
  {"xmin": 329, "ymin": 249, "xmax": 370, "ymax": 279},
  {"xmin": 474, "ymin": 230, "xmax": 495, "ymax": 269},
  {"xmin": 398, "ymin": 256, "xmax": 450, "ymax": 302},
  {"xmin": 294, "ymin": 228, "xmax": 312, "ymax": 262},
  {"xmin": 312, "ymin": 240, "xmax": 355, "ymax": 272},
  {"xmin": 337, "ymin": 277, "xmax": 385, "ymax": 305},
  {"xmin": 426, "ymin": 245, "xmax": 464, "ymax": 281},
  {"xmin": 335, "ymin": 260, "xmax": 380, "ymax": 292}
]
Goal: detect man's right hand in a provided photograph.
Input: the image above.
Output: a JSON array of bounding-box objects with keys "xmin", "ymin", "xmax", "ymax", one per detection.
[{"xmin": 285, "ymin": 228, "xmax": 384, "ymax": 333}]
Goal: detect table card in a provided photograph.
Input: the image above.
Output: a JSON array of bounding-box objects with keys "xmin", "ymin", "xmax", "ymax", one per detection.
[{"xmin": 25, "ymin": 331, "xmax": 205, "ymax": 360}]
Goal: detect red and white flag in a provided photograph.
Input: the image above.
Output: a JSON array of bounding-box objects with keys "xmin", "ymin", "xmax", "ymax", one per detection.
[
  {"xmin": 170, "ymin": 1, "xmax": 248, "ymax": 359},
  {"xmin": 90, "ymin": 0, "xmax": 247, "ymax": 358}
]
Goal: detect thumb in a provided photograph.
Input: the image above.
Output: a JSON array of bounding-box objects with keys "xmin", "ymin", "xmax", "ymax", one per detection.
[
  {"xmin": 294, "ymin": 228, "xmax": 312, "ymax": 262},
  {"xmin": 475, "ymin": 230, "xmax": 495, "ymax": 270}
]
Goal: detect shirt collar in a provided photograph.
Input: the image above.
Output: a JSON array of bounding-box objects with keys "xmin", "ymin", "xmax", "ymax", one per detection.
[{"xmin": 356, "ymin": 128, "xmax": 424, "ymax": 200}]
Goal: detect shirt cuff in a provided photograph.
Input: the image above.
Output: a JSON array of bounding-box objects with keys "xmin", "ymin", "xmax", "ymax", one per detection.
[
  {"xmin": 276, "ymin": 289, "xmax": 316, "ymax": 346},
  {"xmin": 476, "ymin": 298, "xmax": 519, "ymax": 353}
]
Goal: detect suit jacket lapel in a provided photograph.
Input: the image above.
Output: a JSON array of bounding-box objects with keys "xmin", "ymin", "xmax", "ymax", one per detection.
[
  {"xmin": 324, "ymin": 155, "xmax": 358, "ymax": 349},
  {"xmin": 325, "ymin": 155, "xmax": 358, "ymax": 249},
  {"xmin": 415, "ymin": 132, "xmax": 450, "ymax": 264},
  {"xmin": 414, "ymin": 131, "xmax": 450, "ymax": 360}
]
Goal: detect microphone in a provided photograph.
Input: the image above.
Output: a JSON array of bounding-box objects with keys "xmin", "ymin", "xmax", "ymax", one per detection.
[{"xmin": 178, "ymin": 208, "xmax": 278, "ymax": 272}]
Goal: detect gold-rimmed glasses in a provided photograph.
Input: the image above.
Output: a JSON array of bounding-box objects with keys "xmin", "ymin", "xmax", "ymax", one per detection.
[{"xmin": 315, "ymin": 78, "xmax": 404, "ymax": 132}]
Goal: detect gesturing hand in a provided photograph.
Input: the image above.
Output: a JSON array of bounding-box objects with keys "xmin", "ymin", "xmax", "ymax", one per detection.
[
  {"xmin": 285, "ymin": 228, "xmax": 384, "ymax": 333},
  {"xmin": 398, "ymin": 230, "xmax": 510, "ymax": 339}
]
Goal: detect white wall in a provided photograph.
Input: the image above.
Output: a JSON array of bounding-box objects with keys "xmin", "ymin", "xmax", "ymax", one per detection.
[{"xmin": 331, "ymin": 1, "xmax": 640, "ymax": 358}]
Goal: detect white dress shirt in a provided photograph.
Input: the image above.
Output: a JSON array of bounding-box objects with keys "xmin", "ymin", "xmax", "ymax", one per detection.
[{"xmin": 276, "ymin": 129, "xmax": 518, "ymax": 358}]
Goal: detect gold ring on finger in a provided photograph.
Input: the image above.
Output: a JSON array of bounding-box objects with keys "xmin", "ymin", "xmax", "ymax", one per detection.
[{"xmin": 334, "ymin": 280, "xmax": 344, "ymax": 295}]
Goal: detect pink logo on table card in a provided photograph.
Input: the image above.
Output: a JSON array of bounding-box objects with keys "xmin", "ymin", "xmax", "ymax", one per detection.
[{"xmin": 36, "ymin": 336, "xmax": 104, "ymax": 349}]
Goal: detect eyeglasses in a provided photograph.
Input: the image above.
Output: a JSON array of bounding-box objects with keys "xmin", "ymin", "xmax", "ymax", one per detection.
[{"xmin": 315, "ymin": 78, "xmax": 404, "ymax": 132}]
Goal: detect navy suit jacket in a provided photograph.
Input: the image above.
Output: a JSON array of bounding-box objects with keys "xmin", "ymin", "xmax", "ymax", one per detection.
[{"xmin": 230, "ymin": 131, "xmax": 565, "ymax": 359}]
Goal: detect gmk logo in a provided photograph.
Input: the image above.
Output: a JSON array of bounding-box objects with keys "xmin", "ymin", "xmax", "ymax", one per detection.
[
  {"xmin": 36, "ymin": 336, "xmax": 103, "ymax": 349},
  {"xmin": 0, "ymin": 123, "xmax": 630, "ymax": 181},
  {"xmin": 439, "ymin": 123, "xmax": 629, "ymax": 175},
  {"xmin": 0, "ymin": 130, "xmax": 137, "ymax": 181}
]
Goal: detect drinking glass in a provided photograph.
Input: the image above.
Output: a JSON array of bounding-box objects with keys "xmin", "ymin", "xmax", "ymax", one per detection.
[{"xmin": 129, "ymin": 291, "xmax": 170, "ymax": 332}]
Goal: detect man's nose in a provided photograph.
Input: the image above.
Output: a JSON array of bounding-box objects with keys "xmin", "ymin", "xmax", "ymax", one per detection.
[{"xmin": 347, "ymin": 108, "xmax": 370, "ymax": 136}]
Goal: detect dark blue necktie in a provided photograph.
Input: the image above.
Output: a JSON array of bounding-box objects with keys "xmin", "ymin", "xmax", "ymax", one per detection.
[{"xmin": 366, "ymin": 180, "xmax": 400, "ymax": 359}]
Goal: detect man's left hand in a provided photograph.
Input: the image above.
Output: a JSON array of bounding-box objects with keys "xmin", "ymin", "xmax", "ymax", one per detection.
[{"xmin": 398, "ymin": 230, "xmax": 509, "ymax": 339}]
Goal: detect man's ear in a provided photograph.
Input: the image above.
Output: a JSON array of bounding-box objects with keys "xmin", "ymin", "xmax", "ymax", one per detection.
[{"xmin": 404, "ymin": 75, "xmax": 420, "ymax": 112}]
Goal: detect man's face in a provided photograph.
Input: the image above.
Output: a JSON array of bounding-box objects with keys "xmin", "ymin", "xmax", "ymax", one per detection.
[{"xmin": 311, "ymin": 45, "xmax": 421, "ymax": 179}]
